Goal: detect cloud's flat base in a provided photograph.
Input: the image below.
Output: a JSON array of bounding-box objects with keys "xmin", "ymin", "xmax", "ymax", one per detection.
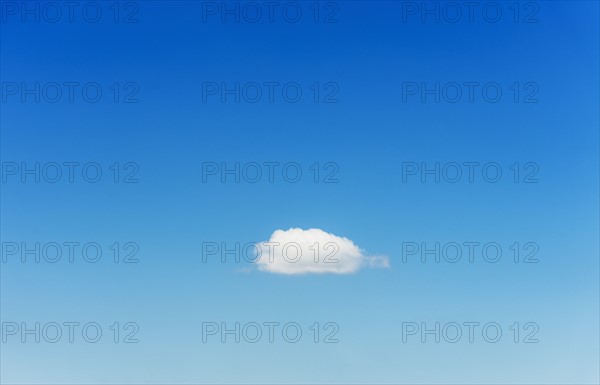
[{"xmin": 254, "ymin": 228, "xmax": 389, "ymax": 275}]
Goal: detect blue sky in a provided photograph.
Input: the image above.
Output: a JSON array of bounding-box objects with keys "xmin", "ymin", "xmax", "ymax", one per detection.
[{"xmin": 1, "ymin": 1, "xmax": 599, "ymax": 384}]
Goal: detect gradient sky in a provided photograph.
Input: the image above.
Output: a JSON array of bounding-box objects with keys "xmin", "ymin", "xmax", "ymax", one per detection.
[{"xmin": 1, "ymin": 1, "xmax": 599, "ymax": 384}]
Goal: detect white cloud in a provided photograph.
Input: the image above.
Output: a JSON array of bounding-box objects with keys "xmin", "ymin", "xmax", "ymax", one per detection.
[{"xmin": 254, "ymin": 228, "xmax": 389, "ymax": 275}]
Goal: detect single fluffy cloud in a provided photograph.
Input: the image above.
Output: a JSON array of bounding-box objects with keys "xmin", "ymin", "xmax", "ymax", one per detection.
[{"xmin": 254, "ymin": 228, "xmax": 389, "ymax": 275}]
